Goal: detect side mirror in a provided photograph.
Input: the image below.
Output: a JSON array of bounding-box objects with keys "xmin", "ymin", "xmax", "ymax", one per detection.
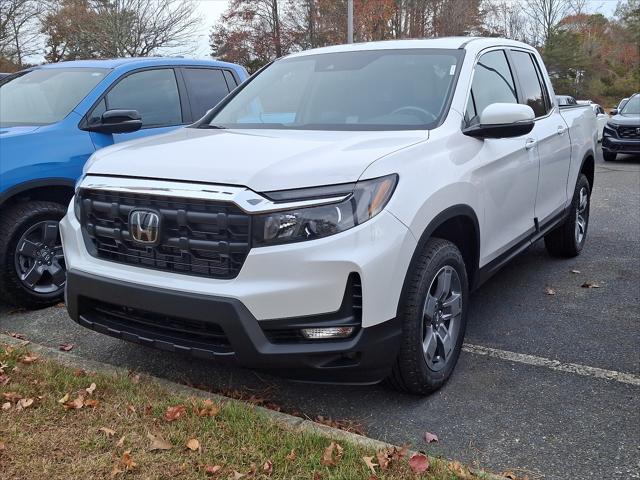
[
  {"xmin": 610, "ymin": 109, "xmax": 619, "ymax": 116},
  {"xmin": 463, "ymin": 103, "xmax": 535, "ymax": 139},
  {"xmin": 84, "ymin": 109, "xmax": 142, "ymax": 134}
]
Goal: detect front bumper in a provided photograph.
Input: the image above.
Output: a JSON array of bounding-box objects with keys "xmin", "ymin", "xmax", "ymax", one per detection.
[
  {"xmin": 65, "ymin": 269, "xmax": 402, "ymax": 383},
  {"xmin": 602, "ymin": 136, "xmax": 640, "ymax": 155}
]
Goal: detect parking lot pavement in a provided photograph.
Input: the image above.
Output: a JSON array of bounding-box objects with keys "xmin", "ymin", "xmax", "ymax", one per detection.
[{"xmin": 1, "ymin": 149, "xmax": 639, "ymax": 479}]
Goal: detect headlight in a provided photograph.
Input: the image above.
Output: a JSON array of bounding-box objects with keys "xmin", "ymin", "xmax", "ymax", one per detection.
[
  {"xmin": 603, "ymin": 123, "xmax": 617, "ymax": 137},
  {"xmin": 73, "ymin": 194, "xmax": 81, "ymax": 221},
  {"xmin": 252, "ymin": 174, "xmax": 398, "ymax": 247}
]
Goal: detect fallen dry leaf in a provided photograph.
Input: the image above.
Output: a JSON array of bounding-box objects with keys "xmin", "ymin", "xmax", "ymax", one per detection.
[
  {"xmin": 99, "ymin": 427, "xmax": 116, "ymax": 437},
  {"xmin": 0, "ymin": 374, "xmax": 9, "ymax": 386},
  {"xmin": 1, "ymin": 402, "xmax": 10, "ymax": 411},
  {"xmin": 73, "ymin": 368, "xmax": 86, "ymax": 377},
  {"xmin": 262, "ymin": 460, "xmax": 273, "ymax": 475},
  {"xmin": 84, "ymin": 399, "xmax": 99, "ymax": 408},
  {"xmin": 197, "ymin": 399, "xmax": 220, "ymax": 417},
  {"xmin": 205, "ymin": 465, "xmax": 222, "ymax": 475},
  {"xmin": 408, "ymin": 453, "xmax": 429, "ymax": 473},
  {"xmin": 19, "ymin": 354, "xmax": 38, "ymax": 364},
  {"xmin": 121, "ymin": 450, "xmax": 137, "ymax": 471},
  {"xmin": 363, "ymin": 456, "xmax": 377, "ymax": 475},
  {"xmin": 59, "ymin": 343, "xmax": 74, "ymax": 352},
  {"xmin": 321, "ymin": 442, "xmax": 344, "ymax": 467},
  {"xmin": 126, "ymin": 405, "xmax": 136, "ymax": 414},
  {"xmin": 376, "ymin": 449, "xmax": 392, "ymax": 471},
  {"xmin": 2, "ymin": 392, "xmax": 22, "ymax": 403},
  {"xmin": 0, "ymin": 362, "xmax": 8, "ymax": 373},
  {"xmin": 186, "ymin": 438, "xmax": 201, "ymax": 452},
  {"xmin": 147, "ymin": 433, "xmax": 172, "ymax": 451},
  {"xmin": 16, "ymin": 398, "xmax": 34, "ymax": 410},
  {"xmin": 581, "ymin": 282, "xmax": 601, "ymax": 288},
  {"xmin": 164, "ymin": 404, "xmax": 186, "ymax": 422},
  {"xmin": 232, "ymin": 471, "xmax": 245, "ymax": 480},
  {"xmin": 63, "ymin": 395, "xmax": 85, "ymax": 410},
  {"xmin": 544, "ymin": 287, "xmax": 556, "ymax": 295},
  {"xmin": 57, "ymin": 393, "xmax": 70, "ymax": 404},
  {"xmin": 448, "ymin": 460, "xmax": 473, "ymax": 478},
  {"xmin": 424, "ymin": 431, "xmax": 439, "ymax": 443},
  {"xmin": 85, "ymin": 383, "xmax": 97, "ymax": 395},
  {"xmin": 285, "ymin": 449, "xmax": 296, "ymax": 462},
  {"xmin": 115, "ymin": 436, "xmax": 126, "ymax": 448}
]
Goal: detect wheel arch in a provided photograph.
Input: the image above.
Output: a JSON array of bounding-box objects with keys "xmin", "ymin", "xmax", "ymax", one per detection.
[
  {"xmin": 397, "ymin": 204, "xmax": 481, "ymax": 317},
  {"xmin": 0, "ymin": 178, "xmax": 75, "ymax": 212},
  {"xmin": 579, "ymin": 151, "xmax": 595, "ymax": 192}
]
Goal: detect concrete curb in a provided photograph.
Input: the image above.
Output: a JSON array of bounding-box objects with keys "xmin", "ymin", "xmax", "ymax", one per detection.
[{"xmin": 1, "ymin": 333, "xmax": 505, "ymax": 479}]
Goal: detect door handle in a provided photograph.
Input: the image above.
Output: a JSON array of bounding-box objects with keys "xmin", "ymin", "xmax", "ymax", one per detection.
[
  {"xmin": 557, "ymin": 126, "xmax": 567, "ymax": 135},
  {"xmin": 525, "ymin": 138, "xmax": 537, "ymax": 150}
]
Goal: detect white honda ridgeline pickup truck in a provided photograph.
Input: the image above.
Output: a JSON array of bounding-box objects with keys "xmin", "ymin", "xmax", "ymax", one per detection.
[{"xmin": 60, "ymin": 38, "xmax": 596, "ymax": 394}]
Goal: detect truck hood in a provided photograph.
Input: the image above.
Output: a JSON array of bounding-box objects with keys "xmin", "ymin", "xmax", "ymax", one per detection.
[
  {"xmin": 86, "ymin": 127, "xmax": 427, "ymax": 191},
  {"xmin": 609, "ymin": 114, "xmax": 640, "ymax": 127},
  {"xmin": 0, "ymin": 125, "xmax": 41, "ymax": 137}
]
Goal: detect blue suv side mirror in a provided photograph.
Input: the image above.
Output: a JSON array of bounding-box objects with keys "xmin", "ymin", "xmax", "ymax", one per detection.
[{"xmin": 84, "ymin": 109, "xmax": 143, "ymax": 134}]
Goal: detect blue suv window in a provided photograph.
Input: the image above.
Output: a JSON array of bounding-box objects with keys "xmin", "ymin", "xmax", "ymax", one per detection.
[
  {"xmin": 106, "ymin": 69, "xmax": 182, "ymax": 127},
  {"xmin": 182, "ymin": 68, "xmax": 230, "ymax": 121}
]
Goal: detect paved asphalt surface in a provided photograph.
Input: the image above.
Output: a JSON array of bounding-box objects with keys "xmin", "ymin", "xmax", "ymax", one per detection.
[{"xmin": 1, "ymin": 147, "xmax": 638, "ymax": 479}]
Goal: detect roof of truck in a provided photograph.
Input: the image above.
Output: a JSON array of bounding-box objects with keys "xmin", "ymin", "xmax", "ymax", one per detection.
[
  {"xmin": 35, "ymin": 57, "xmax": 244, "ymax": 72},
  {"xmin": 285, "ymin": 37, "xmax": 535, "ymax": 59}
]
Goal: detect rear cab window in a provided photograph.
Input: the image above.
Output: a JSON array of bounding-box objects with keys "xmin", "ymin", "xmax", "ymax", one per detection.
[
  {"xmin": 509, "ymin": 50, "xmax": 552, "ymax": 118},
  {"xmin": 181, "ymin": 68, "xmax": 231, "ymax": 121}
]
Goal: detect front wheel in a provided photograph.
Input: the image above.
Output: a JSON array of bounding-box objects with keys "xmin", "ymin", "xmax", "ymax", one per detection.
[
  {"xmin": 387, "ymin": 238, "xmax": 468, "ymax": 395},
  {"xmin": 544, "ymin": 174, "xmax": 591, "ymax": 258},
  {"xmin": 0, "ymin": 201, "xmax": 67, "ymax": 309}
]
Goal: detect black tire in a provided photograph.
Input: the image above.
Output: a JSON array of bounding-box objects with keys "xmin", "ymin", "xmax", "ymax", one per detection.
[
  {"xmin": 387, "ymin": 238, "xmax": 469, "ymax": 395},
  {"xmin": 544, "ymin": 174, "xmax": 590, "ymax": 258},
  {"xmin": 0, "ymin": 201, "xmax": 67, "ymax": 309},
  {"xmin": 602, "ymin": 150, "xmax": 616, "ymax": 162}
]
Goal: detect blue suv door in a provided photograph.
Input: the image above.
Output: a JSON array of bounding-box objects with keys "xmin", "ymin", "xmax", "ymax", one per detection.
[{"xmin": 87, "ymin": 68, "xmax": 187, "ymax": 149}]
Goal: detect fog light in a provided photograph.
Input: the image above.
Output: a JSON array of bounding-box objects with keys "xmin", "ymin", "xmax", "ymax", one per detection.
[{"xmin": 300, "ymin": 327, "xmax": 355, "ymax": 339}]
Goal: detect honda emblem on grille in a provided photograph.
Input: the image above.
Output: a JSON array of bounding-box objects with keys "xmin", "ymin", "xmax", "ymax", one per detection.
[
  {"xmin": 129, "ymin": 209, "xmax": 160, "ymax": 244},
  {"xmin": 636, "ymin": 127, "xmax": 640, "ymax": 135}
]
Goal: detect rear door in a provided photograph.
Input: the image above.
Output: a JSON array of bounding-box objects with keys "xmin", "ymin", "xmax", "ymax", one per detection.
[
  {"xmin": 509, "ymin": 50, "xmax": 571, "ymax": 225},
  {"xmin": 465, "ymin": 49, "xmax": 539, "ymax": 263},
  {"xmin": 179, "ymin": 68, "xmax": 232, "ymax": 122}
]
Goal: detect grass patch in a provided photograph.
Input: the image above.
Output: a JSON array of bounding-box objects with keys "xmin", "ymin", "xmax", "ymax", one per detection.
[{"xmin": 0, "ymin": 343, "xmax": 485, "ymax": 479}]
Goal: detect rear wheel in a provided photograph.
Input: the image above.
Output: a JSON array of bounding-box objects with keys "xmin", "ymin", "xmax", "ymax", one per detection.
[
  {"xmin": 0, "ymin": 201, "xmax": 67, "ymax": 308},
  {"xmin": 387, "ymin": 238, "xmax": 468, "ymax": 395},
  {"xmin": 544, "ymin": 174, "xmax": 590, "ymax": 258},
  {"xmin": 603, "ymin": 150, "xmax": 616, "ymax": 162}
]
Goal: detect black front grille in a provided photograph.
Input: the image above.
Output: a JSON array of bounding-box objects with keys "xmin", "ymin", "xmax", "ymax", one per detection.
[
  {"xmin": 80, "ymin": 298, "xmax": 231, "ymax": 351},
  {"xmin": 79, "ymin": 189, "xmax": 251, "ymax": 279},
  {"xmin": 617, "ymin": 125, "xmax": 640, "ymax": 139}
]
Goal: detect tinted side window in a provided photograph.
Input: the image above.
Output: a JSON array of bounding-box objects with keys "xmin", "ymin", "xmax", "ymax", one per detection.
[
  {"xmin": 510, "ymin": 51, "xmax": 548, "ymax": 117},
  {"xmin": 223, "ymin": 70, "xmax": 238, "ymax": 89},
  {"xmin": 106, "ymin": 69, "xmax": 182, "ymax": 127},
  {"xmin": 182, "ymin": 68, "xmax": 230, "ymax": 120},
  {"xmin": 466, "ymin": 50, "xmax": 518, "ymax": 122}
]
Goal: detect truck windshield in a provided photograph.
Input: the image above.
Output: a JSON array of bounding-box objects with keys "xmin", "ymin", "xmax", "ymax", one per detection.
[
  {"xmin": 203, "ymin": 49, "xmax": 462, "ymax": 131},
  {"xmin": 0, "ymin": 68, "xmax": 109, "ymax": 127},
  {"xmin": 620, "ymin": 95, "xmax": 639, "ymax": 115}
]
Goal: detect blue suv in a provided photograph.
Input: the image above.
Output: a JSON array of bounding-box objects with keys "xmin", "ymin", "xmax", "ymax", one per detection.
[{"xmin": 0, "ymin": 57, "xmax": 247, "ymax": 308}]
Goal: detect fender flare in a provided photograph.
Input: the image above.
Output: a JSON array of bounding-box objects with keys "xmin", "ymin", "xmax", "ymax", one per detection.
[
  {"xmin": 396, "ymin": 204, "xmax": 481, "ymax": 316},
  {"xmin": 0, "ymin": 178, "xmax": 76, "ymax": 209},
  {"xmin": 578, "ymin": 148, "xmax": 595, "ymax": 189}
]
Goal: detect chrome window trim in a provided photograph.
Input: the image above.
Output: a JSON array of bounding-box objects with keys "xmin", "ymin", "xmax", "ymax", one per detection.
[{"xmin": 78, "ymin": 175, "xmax": 349, "ymax": 214}]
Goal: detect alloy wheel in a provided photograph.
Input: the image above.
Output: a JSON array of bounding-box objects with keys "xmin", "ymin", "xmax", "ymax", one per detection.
[
  {"xmin": 575, "ymin": 186, "xmax": 589, "ymax": 245},
  {"xmin": 421, "ymin": 265, "xmax": 463, "ymax": 371},
  {"xmin": 14, "ymin": 221, "xmax": 66, "ymax": 295}
]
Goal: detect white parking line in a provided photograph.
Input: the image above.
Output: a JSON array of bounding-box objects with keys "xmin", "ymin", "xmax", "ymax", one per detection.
[{"xmin": 463, "ymin": 343, "xmax": 640, "ymax": 387}]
